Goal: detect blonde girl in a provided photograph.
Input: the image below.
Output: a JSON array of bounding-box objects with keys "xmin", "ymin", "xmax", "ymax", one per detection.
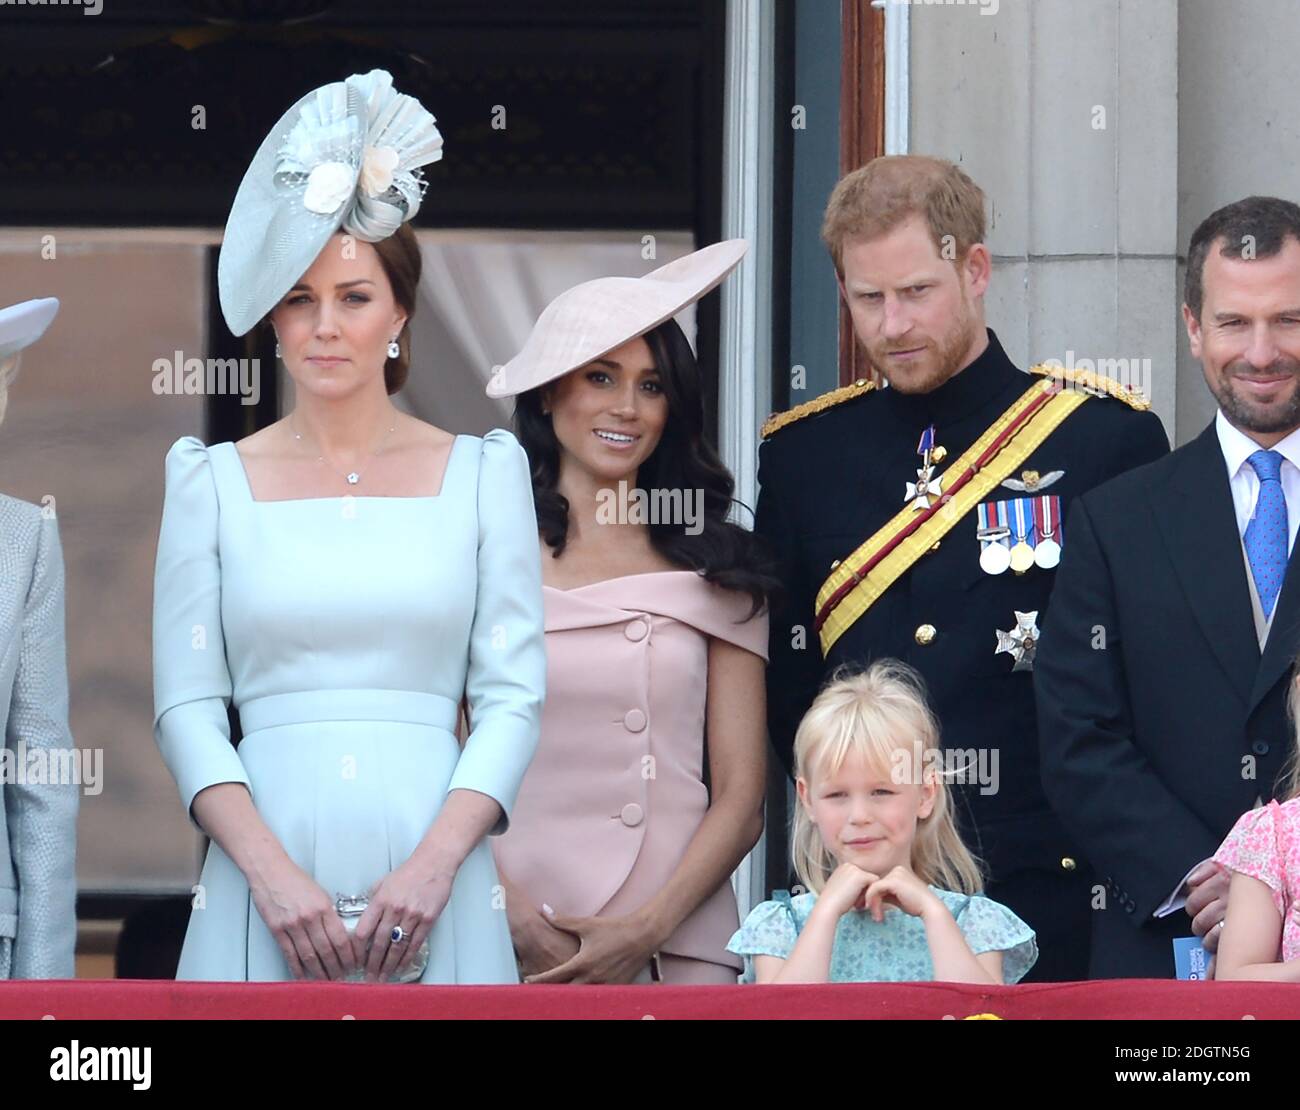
[
  {"xmin": 727, "ymin": 661, "xmax": 1036, "ymax": 983},
  {"xmin": 1212, "ymin": 667, "xmax": 1300, "ymax": 980}
]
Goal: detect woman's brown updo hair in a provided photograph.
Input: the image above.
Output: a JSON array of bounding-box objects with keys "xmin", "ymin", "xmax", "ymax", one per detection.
[
  {"xmin": 258, "ymin": 222, "xmax": 422, "ymax": 395},
  {"xmin": 370, "ymin": 222, "xmax": 421, "ymax": 394}
]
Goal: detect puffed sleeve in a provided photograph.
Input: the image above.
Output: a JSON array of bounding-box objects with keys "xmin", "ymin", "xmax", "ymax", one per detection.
[
  {"xmin": 1214, "ymin": 802, "xmax": 1286, "ymax": 919},
  {"xmin": 725, "ymin": 899, "xmax": 799, "ymax": 982},
  {"xmin": 152, "ymin": 436, "xmax": 250, "ymax": 828},
  {"xmin": 5, "ymin": 508, "xmax": 78, "ymax": 979},
  {"xmin": 445, "ymin": 429, "xmax": 545, "ymax": 835},
  {"xmin": 953, "ymin": 893, "xmax": 1039, "ymax": 984}
]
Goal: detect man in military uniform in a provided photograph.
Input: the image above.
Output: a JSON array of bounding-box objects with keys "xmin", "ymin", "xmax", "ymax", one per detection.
[{"xmin": 756, "ymin": 155, "xmax": 1169, "ymax": 981}]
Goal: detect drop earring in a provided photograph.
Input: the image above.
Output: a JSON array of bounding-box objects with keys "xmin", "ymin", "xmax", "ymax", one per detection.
[
  {"xmin": 387, "ymin": 338, "xmax": 400, "ymax": 359},
  {"xmin": 274, "ymin": 337, "xmax": 282, "ymax": 358}
]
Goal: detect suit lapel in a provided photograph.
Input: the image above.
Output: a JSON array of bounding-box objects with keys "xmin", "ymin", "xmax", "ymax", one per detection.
[
  {"xmin": 1152, "ymin": 423, "xmax": 1259, "ymax": 706},
  {"xmin": 1250, "ymin": 518, "xmax": 1300, "ymax": 714}
]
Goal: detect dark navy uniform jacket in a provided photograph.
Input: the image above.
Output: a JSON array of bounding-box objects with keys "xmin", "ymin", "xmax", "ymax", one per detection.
[{"xmin": 755, "ymin": 329, "xmax": 1170, "ymax": 981}]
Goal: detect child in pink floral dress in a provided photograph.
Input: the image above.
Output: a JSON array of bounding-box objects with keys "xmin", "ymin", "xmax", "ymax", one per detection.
[{"xmin": 1213, "ymin": 680, "xmax": 1300, "ymax": 979}]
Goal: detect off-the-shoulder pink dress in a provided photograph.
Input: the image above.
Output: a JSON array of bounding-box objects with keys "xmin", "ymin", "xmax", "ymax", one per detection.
[{"xmin": 492, "ymin": 570, "xmax": 768, "ymax": 984}]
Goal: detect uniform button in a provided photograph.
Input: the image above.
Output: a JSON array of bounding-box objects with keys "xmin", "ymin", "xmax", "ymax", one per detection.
[
  {"xmin": 914, "ymin": 624, "xmax": 937, "ymax": 646},
  {"xmin": 620, "ymin": 803, "xmax": 644, "ymax": 827},
  {"xmin": 1060, "ymin": 857, "xmax": 1076, "ymax": 872},
  {"xmin": 929, "ymin": 541, "xmax": 941, "ymax": 552},
  {"xmin": 624, "ymin": 618, "xmax": 648, "ymax": 642},
  {"xmin": 1252, "ymin": 739, "xmax": 1270, "ymax": 756},
  {"xmin": 623, "ymin": 708, "xmax": 647, "ymax": 732},
  {"xmin": 830, "ymin": 559, "xmax": 841, "ymax": 570}
]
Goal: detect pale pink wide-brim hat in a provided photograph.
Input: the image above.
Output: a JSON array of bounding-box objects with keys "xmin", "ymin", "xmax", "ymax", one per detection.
[{"xmin": 485, "ymin": 238, "xmax": 747, "ymax": 399}]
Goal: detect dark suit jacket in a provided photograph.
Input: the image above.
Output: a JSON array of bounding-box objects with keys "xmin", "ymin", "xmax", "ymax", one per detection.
[
  {"xmin": 1035, "ymin": 421, "xmax": 1295, "ymax": 979},
  {"xmin": 757, "ymin": 331, "xmax": 1169, "ymax": 980}
]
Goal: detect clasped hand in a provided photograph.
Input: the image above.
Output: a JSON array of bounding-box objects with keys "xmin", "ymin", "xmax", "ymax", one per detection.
[
  {"xmin": 820, "ymin": 861, "xmax": 943, "ymax": 922},
  {"xmin": 252, "ymin": 858, "xmax": 451, "ymax": 981}
]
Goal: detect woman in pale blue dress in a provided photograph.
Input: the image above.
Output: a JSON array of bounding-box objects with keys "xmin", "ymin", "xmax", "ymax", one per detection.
[{"xmin": 152, "ymin": 70, "xmax": 545, "ymax": 983}]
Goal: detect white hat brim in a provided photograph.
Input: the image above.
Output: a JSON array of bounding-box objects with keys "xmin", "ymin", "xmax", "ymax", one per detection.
[
  {"xmin": 486, "ymin": 239, "xmax": 748, "ymax": 399},
  {"xmin": 0, "ymin": 298, "xmax": 60, "ymax": 361}
]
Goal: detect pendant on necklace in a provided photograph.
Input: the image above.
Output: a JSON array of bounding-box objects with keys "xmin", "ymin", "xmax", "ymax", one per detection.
[{"xmin": 346, "ymin": 473, "xmax": 360, "ymax": 485}]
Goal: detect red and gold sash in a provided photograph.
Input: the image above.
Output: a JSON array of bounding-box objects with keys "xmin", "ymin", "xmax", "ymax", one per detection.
[{"xmin": 813, "ymin": 377, "xmax": 1089, "ymax": 655}]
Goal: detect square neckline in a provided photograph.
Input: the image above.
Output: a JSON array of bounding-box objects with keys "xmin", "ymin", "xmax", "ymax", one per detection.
[{"xmin": 228, "ymin": 433, "xmax": 466, "ymax": 505}]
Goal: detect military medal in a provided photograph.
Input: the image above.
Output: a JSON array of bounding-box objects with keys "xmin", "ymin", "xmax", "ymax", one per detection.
[
  {"xmin": 904, "ymin": 425, "xmax": 945, "ymax": 510},
  {"xmin": 977, "ymin": 501, "xmax": 1012, "ymax": 575},
  {"xmin": 1033, "ymin": 494, "xmax": 1063, "ymax": 569},
  {"xmin": 905, "ymin": 467, "xmax": 943, "ymax": 511},
  {"xmin": 1007, "ymin": 498, "xmax": 1036, "ymax": 575},
  {"xmin": 996, "ymin": 610, "xmax": 1041, "ymax": 672},
  {"xmin": 1001, "ymin": 468, "xmax": 1065, "ymax": 493}
]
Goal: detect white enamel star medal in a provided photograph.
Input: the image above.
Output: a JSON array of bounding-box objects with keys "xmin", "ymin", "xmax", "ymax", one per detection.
[
  {"xmin": 995, "ymin": 610, "xmax": 1040, "ymax": 672},
  {"xmin": 905, "ymin": 467, "xmax": 944, "ymax": 510},
  {"xmin": 904, "ymin": 425, "xmax": 946, "ymax": 511}
]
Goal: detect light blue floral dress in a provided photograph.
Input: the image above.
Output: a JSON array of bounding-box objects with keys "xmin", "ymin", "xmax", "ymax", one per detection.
[{"xmin": 726, "ymin": 885, "xmax": 1037, "ymax": 983}]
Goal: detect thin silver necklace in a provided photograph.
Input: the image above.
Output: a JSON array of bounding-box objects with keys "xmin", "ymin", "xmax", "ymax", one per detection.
[{"xmin": 291, "ymin": 412, "xmax": 397, "ymax": 486}]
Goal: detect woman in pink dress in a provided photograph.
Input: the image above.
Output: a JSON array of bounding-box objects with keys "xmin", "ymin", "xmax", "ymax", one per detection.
[
  {"xmin": 487, "ymin": 242, "xmax": 777, "ymax": 984},
  {"xmin": 1213, "ymin": 670, "xmax": 1300, "ymax": 980}
]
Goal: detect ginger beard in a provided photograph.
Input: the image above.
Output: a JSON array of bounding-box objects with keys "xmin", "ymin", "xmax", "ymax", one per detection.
[{"xmin": 860, "ymin": 282, "xmax": 981, "ymax": 395}]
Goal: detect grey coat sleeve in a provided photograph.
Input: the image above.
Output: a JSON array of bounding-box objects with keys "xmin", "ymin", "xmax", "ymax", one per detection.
[{"xmin": 5, "ymin": 511, "xmax": 79, "ymax": 979}]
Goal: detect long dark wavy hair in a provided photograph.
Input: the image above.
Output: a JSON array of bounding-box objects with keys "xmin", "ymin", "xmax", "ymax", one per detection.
[{"xmin": 514, "ymin": 318, "xmax": 779, "ymax": 618}]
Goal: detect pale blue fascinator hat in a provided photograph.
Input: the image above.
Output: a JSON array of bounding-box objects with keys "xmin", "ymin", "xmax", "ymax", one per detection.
[
  {"xmin": 0, "ymin": 297, "xmax": 59, "ymax": 427},
  {"xmin": 217, "ymin": 69, "xmax": 444, "ymax": 337},
  {"xmin": 0, "ymin": 298, "xmax": 59, "ymax": 360}
]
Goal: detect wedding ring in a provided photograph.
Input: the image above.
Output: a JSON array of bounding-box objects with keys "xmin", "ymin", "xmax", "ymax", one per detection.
[{"xmin": 391, "ymin": 925, "xmax": 407, "ymax": 944}]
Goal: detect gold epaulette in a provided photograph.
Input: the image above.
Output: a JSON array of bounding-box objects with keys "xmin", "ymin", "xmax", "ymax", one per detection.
[
  {"xmin": 1028, "ymin": 363, "xmax": 1151, "ymax": 412},
  {"xmin": 761, "ymin": 378, "xmax": 876, "ymax": 439}
]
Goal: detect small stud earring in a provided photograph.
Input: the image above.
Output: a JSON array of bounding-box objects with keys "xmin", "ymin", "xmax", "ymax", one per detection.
[{"xmin": 387, "ymin": 338, "xmax": 400, "ymax": 359}]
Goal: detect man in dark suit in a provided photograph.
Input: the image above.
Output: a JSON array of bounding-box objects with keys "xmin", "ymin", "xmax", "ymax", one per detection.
[
  {"xmin": 757, "ymin": 155, "xmax": 1169, "ymax": 981},
  {"xmin": 1035, "ymin": 195, "xmax": 1300, "ymax": 979}
]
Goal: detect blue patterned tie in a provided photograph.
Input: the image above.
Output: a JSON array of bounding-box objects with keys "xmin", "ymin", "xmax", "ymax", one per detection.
[{"xmin": 1245, "ymin": 449, "xmax": 1288, "ymax": 618}]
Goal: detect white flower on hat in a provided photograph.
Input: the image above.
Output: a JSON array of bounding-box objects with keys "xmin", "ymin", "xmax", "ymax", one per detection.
[
  {"xmin": 302, "ymin": 160, "xmax": 355, "ymax": 215},
  {"xmin": 220, "ymin": 69, "xmax": 446, "ymax": 336},
  {"xmin": 359, "ymin": 145, "xmax": 400, "ymax": 198}
]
